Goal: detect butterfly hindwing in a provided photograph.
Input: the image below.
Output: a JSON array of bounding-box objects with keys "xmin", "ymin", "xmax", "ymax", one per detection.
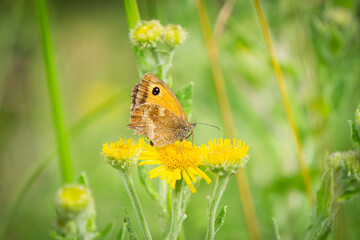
[{"xmin": 128, "ymin": 103, "xmax": 190, "ymax": 147}]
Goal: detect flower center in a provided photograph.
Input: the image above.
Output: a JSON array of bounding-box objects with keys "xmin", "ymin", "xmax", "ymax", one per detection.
[{"xmin": 158, "ymin": 141, "xmax": 202, "ymax": 171}]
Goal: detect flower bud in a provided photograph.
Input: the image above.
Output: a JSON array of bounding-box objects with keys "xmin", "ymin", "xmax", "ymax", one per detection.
[
  {"xmin": 163, "ymin": 24, "xmax": 188, "ymax": 48},
  {"xmin": 130, "ymin": 20, "xmax": 164, "ymax": 48},
  {"xmin": 55, "ymin": 184, "xmax": 90, "ymax": 218}
]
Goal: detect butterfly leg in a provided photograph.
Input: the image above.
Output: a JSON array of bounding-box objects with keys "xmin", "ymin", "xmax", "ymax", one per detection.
[
  {"xmin": 192, "ymin": 132, "xmax": 194, "ymax": 147},
  {"xmin": 186, "ymin": 131, "xmax": 195, "ymax": 147}
]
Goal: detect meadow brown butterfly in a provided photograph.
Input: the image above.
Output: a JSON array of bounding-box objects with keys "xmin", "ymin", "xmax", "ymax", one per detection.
[{"xmin": 128, "ymin": 73, "xmax": 195, "ymax": 147}]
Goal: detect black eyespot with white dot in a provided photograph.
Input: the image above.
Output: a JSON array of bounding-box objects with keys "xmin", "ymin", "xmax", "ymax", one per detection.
[{"xmin": 152, "ymin": 87, "xmax": 160, "ymax": 95}]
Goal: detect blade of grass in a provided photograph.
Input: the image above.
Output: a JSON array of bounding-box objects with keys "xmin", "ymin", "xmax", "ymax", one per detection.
[
  {"xmin": 213, "ymin": 0, "xmax": 235, "ymax": 41},
  {"xmin": 35, "ymin": 0, "xmax": 73, "ymax": 183},
  {"xmin": 195, "ymin": 0, "xmax": 261, "ymax": 239},
  {"xmin": 252, "ymin": 0, "xmax": 314, "ymax": 205},
  {"xmin": 123, "ymin": 0, "xmax": 141, "ymax": 29},
  {"xmin": 0, "ymin": 91, "xmax": 127, "ymax": 239}
]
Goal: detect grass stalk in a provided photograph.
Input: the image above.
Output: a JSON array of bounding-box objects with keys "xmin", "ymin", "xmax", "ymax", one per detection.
[
  {"xmin": 34, "ymin": 0, "xmax": 73, "ymax": 183},
  {"xmin": 252, "ymin": 0, "xmax": 314, "ymax": 205},
  {"xmin": 169, "ymin": 181, "xmax": 185, "ymax": 240},
  {"xmin": 195, "ymin": 0, "xmax": 261, "ymax": 239},
  {"xmin": 1, "ymin": 92, "xmax": 127, "ymax": 239},
  {"xmin": 123, "ymin": 0, "xmax": 141, "ymax": 29}
]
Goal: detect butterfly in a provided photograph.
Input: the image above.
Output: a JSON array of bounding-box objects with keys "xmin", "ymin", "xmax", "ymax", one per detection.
[{"xmin": 127, "ymin": 73, "xmax": 195, "ymax": 147}]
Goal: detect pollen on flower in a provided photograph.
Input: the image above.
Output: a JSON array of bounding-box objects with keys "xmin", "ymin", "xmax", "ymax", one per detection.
[
  {"xmin": 102, "ymin": 138, "xmax": 144, "ymax": 170},
  {"xmin": 202, "ymin": 138, "xmax": 249, "ymax": 174},
  {"xmin": 163, "ymin": 24, "xmax": 188, "ymax": 47},
  {"xmin": 139, "ymin": 140, "xmax": 211, "ymax": 193},
  {"xmin": 55, "ymin": 184, "xmax": 90, "ymax": 218},
  {"xmin": 130, "ymin": 20, "xmax": 164, "ymax": 48}
]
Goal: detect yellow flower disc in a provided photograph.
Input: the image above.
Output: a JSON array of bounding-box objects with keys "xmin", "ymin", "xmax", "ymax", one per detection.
[
  {"xmin": 202, "ymin": 138, "xmax": 249, "ymax": 174},
  {"xmin": 139, "ymin": 140, "xmax": 211, "ymax": 193},
  {"xmin": 102, "ymin": 138, "xmax": 144, "ymax": 171}
]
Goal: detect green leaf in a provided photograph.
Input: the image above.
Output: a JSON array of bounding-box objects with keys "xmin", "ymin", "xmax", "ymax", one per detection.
[
  {"xmin": 175, "ymin": 82, "xmax": 194, "ymax": 118},
  {"xmin": 349, "ymin": 120, "xmax": 360, "ymax": 152},
  {"xmin": 305, "ymin": 168, "xmax": 335, "ymax": 240},
  {"xmin": 94, "ymin": 222, "xmax": 113, "ymax": 240},
  {"xmin": 77, "ymin": 171, "xmax": 89, "ymax": 188},
  {"xmin": 138, "ymin": 165, "xmax": 161, "ymax": 202},
  {"xmin": 271, "ymin": 218, "xmax": 281, "ymax": 240},
  {"xmin": 331, "ymin": 151, "xmax": 360, "ymax": 201},
  {"xmin": 306, "ymin": 150, "xmax": 360, "ymax": 239},
  {"xmin": 116, "ymin": 222, "xmax": 127, "ymax": 240},
  {"xmin": 122, "ymin": 208, "xmax": 138, "ymax": 240},
  {"xmin": 214, "ymin": 206, "xmax": 227, "ymax": 233},
  {"xmin": 355, "ymin": 103, "xmax": 360, "ymax": 127}
]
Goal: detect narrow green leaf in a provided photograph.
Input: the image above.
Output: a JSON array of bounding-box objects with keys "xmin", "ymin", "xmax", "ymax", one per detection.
[
  {"xmin": 138, "ymin": 165, "xmax": 161, "ymax": 202},
  {"xmin": 117, "ymin": 222, "xmax": 127, "ymax": 240},
  {"xmin": 271, "ymin": 218, "xmax": 281, "ymax": 240},
  {"xmin": 123, "ymin": 0, "xmax": 140, "ymax": 29},
  {"xmin": 77, "ymin": 171, "xmax": 89, "ymax": 188},
  {"xmin": 95, "ymin": 222, "xmax": 113, "ymax": 240},
  {"xmin": 175, "ymin": 82, "xmax": 194, "ymax": 118},
  {"xmin": 214, "ymin": 205, "xmax": 227, "ymax": 233},
  {"xmin": 122, "ymin": 208, "xmax": 138, "ymax": 240},
  {"xmin": 355, "ymin": 103, "xmax": 360, "ymax": 127},
  {"xmin": 35, "ymin": 0, "xmax": 74, "ymax": 184},
  {"xmin": 349, "ymin": 120, "xmax": 360, "ymax": 152},
  {"xmin": 305, "ymin": 168, "xmax": 334, "ymax": 240}
]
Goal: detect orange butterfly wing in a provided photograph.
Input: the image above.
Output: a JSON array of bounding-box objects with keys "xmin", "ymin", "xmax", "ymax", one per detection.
[
  {"xmin": 128, "ymin": 73, "xmax": 194, "ymax": 147},
  {"xmin": 130, "ymin": 73, "xmax": 188, "ymax": 121}
]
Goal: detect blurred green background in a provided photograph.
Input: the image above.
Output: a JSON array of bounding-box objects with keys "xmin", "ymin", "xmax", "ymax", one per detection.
[{"xmin": 1, "ymin": 0, "xmax": 360, "ymax": 239}]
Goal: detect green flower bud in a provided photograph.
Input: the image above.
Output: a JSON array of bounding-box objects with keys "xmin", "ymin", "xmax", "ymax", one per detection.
[
  {"xmin": 55, "ymin": 184, "xmax": 90, "ymax": 218},
  {"xmin": 163, "ymin": 24, "xmax": 188, "ymax": 48},
  {"xmin": 130, "ymin": 20, "xmax": 164, "ymax": 48}
]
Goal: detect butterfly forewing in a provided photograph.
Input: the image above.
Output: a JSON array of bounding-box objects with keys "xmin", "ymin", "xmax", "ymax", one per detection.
[
  {"xmin": 128, "ymin": 73, "xmax": 195, "ymax": 147},
  {"xmin": 130, "ymin": 73, "xmax": 187, "ymax": 121}
]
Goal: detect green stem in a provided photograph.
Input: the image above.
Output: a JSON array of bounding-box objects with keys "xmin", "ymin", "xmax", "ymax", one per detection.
[
  {"xmin": 123, "ymin": 0, "xmax": 140, "ymax": 29},
  {"xmin": 206, "ymin": 174, "xmax": 231, "ymax": 240},
  {"xmin": 169, "ymin": 180, "xmax": 185, "ymax": 240},
  {"xmin": 121, "ymin": 172, "xmax": 152, "ymax": 240},
  {"xmin": 34, "ymin": 0, "xmax": 73, "ymax": 183}
]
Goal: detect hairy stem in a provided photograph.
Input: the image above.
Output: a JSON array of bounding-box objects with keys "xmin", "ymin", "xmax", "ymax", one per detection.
[
  {"xmin": 121, "ymin": 172, "xmax": 152, "ymax": 240},
  {"xmin": 206, "ymin": 174, "xmax": 231, "ymax": 240},
  {"xmin": 169, "ymin": 180, "xmax": 185, "ymax": 240}
]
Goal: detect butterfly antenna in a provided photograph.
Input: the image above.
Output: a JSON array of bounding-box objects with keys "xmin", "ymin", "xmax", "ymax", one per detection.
[{"xmin": 195, "ymin": 122, "xmax": 221, "ymax": 132}]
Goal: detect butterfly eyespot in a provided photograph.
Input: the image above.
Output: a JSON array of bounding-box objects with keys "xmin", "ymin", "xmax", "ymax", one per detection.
[{"xmin": 152, "ymin": 87, "xmax": 160, "ymax": 95}]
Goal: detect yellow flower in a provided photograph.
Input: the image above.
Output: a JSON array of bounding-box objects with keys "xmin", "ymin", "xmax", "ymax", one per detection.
[
  {"xmin": 202, "ymin": 138, "xmax": 249, "ymax": 174},
  {"xmin": 130, "ymin": 20, "xmax": 164, "ymax": 48},
  {"xmin": 139, "ymin": 140, "xmax": 211, "ymax": 193},
  {"xmin": 163, "ymin": 24, "xmax": 188, "ymax": 47},
  {"xmin": 55, "ymin": 184, "xmax": 90, "ymax": 218},
  {"xmin": 102, "ymin": 138, "xmax": 144, "ymax": 171}
]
